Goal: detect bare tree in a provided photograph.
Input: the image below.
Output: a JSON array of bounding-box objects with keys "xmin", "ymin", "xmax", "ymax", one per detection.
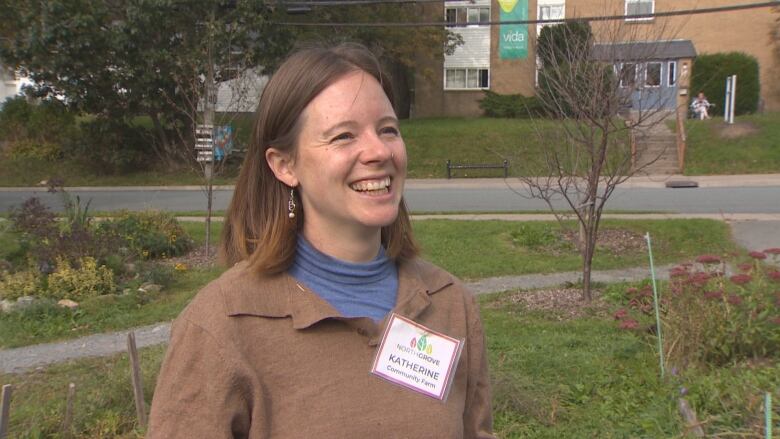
[{"xmin": 506, "ymin": 12, "xmax": 685, "ymax": 301}]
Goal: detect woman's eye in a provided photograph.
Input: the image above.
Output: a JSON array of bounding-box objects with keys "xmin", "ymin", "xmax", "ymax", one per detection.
[
  {"xmin": 379, "ymin": 126, "xmax": 400, "ymax": 136},
  {"xmin": 331, "ymin": 132, "xmax": 354, "ymax": 142}
]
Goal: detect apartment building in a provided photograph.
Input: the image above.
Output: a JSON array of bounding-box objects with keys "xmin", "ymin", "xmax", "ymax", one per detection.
[{"xmin": 412, "ymin": 0, "xmax": 780, "ymax": 117}]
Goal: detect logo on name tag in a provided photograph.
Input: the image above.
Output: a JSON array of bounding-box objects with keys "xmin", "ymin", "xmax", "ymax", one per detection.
[{"xmin": 371, "ymin": 314, "xmax": 463, "ymax": 401}]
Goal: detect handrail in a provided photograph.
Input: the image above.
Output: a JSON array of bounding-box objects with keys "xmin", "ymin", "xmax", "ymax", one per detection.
[{"xmin": 676, "ymin": 107, "xmax": 687, "ymax": 173}]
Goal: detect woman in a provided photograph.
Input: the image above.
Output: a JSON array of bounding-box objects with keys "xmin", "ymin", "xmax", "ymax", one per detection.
[
  {"xmin": 691, "ymin": 91, "xmax": 712, "ymax": 120},
  {"xmin": 148, "ymin": 43, "xmax": 494, "ymax": 438}
]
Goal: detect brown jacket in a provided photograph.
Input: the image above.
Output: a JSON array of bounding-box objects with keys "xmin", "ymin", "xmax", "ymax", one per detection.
[{"xmin": 148, "ymin": 258, "xmax": 494, "ymax": 438}]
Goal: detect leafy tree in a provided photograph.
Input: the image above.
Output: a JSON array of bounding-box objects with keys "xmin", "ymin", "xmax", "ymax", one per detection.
[
  {"xmin": 0, "ymin": 0, "xmax": 293, "ymax": 165},
  {"xmin": 537, "ymin": 21, "xmax": 593, "ymax": 69},
  {"xmin": 287, "ymin": 3, "xmax": 461, "ymax": 118}
]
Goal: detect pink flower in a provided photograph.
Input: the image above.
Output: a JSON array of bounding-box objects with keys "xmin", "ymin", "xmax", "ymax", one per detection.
[
  {"xmin": 619, "ymin": 318, "xmax": 640, "ymax": 330},
  {"xmin": 764, "ymin": 248, "xmax": 780, "ymax": 255},
  {"xmin": 670, "ymin": 267, "xmax": 688, "ymax": 278},
  {"xmin": 727, "ymin": 294, "xmax": 743, "ymax": 306},
  {"xmin": 703, "ymin": 290, "xmax": 723, "ymax": 300},
  {"xmin": 691, "ymin": 272, "xmax": 710, "ymax": 287},
  {"xmin": 738, "ymin": 263, "xmax": 753, "ymax": 272},
  {"xmin": 767, "ymin": 271, "xmax": 780, "ymax": 282},
  {"xmin": 626, "ymin": 287, "xmax": 638, "ymax": 296},
  {"xmin": 730, "ymin": 274, "xmax": 752, "ymax": 285},
  {"xmin": 696, "ymin": 254, "xmax": 721, "ymax": 264},
  {"xmin": 749, "ymin": 251, "xmax": 767, "ymax": 260},
  {"xmin": 613, "ymin": 308, "xmax": 628, "ymax": 320}
]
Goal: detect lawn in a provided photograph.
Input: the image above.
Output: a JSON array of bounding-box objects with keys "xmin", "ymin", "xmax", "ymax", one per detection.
[
  {"xmin": 0, "ymin": 218, "xmax": 736, "ymax": 348},
  {"xmin": 2, "ymin": 113, "xmax": 778, "ymax": 186},
  {"xmin": 682, "ymin": 112, "xmax": 780, "ymax": 175},
  {"xmin": 1, "ymin": 291, "xmax": 776, "ymax": 438}
]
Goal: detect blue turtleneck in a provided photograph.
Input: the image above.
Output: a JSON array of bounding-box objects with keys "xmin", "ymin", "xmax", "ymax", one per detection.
[{"xmin": 288, "ymin": 236, "xmax": 399, "ymax": 322}]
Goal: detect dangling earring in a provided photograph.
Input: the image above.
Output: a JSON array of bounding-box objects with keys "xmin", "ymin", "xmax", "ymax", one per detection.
[{"xmin": 288, "ymin": 188, "xmax": 296, "ymax": 219}]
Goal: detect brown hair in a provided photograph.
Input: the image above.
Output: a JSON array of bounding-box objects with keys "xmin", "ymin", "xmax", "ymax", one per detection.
[{"xmin": 220, "ymin": 43, "xmax": 419, "ymax": 273}]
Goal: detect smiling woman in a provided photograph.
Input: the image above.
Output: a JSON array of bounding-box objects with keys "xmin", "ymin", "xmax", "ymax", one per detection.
[{"xmin": 148, "ymin": 43, "xmax": 495, "ymax": 438}]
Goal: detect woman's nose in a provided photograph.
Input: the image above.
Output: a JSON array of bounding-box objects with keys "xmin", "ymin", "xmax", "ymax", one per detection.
[{"xmin": 360, "ymin": 132, "xmax": 393, "ymax": 163}]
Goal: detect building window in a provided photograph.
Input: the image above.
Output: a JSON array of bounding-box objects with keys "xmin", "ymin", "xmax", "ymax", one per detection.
[
  {"xmin": 619, "ymin": 63, "xmax": 637, "ymax": 88},
  {"xmin": 667, "ymin": 61, "xmax": 677, "ymax": 86},
  {"xmin": 539, "ymin": 4, "xmax": 564, "ymax": 22},
  {"xmin": 625, "ymin": 0, "xmax": 653, "ymax": 21},
  {"xmin": 645, "ymin": 62, "xmax": 661, "ymax": 87},
  {"xmin": 445, "ymin": 68, "xmax": 489, "ymax": 89},
  {"xmin": 446, "ymin": 6, "xmax": 489, "ymax": 26}
]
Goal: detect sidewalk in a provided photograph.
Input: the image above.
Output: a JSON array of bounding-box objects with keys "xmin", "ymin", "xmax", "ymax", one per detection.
[
  {"xmin": 0, "ymin": 264, "xmax": 675, "ymax": 374},
  {"xmin": 3, "ymin": 203, "xmax": 780, "ymax": 373},
  {"xmin": 1, "ymin": 173, "xmax": 780, "ymax": 192}
]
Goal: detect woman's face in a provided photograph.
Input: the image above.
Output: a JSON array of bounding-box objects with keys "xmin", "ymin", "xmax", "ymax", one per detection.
[{"xmin": 277, "ymin": 70, "xmax": 407, "ymax": 244}]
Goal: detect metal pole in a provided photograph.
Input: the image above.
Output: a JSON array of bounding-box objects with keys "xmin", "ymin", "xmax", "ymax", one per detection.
[
  {"xmin": 730, "ymin": 75, "xmax": 737, "ymax": 124},
  {"xmin": 724, "ymin": 76, "xmax": 731, "ymax": 122},
  {"xmin": 204, "ymin": 8, "xmax": 216, "ymax": 258},
  {"xmin": 644, "ymin": 233, "xmax": 665, "ymax": 379}
]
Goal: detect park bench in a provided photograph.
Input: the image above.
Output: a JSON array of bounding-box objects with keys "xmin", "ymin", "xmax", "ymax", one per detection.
[{"xmin": 445, "ymin": 159, "xmax": 510, "ymax": 179}]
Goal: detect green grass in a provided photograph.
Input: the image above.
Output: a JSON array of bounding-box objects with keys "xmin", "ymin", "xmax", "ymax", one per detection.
[
  {"xmin": 415, "ymin": 219, "xmax": 737, "ymax": 280},
  {"xmin": 484, "ymin": 301, "xmax": 680, "ymax": 437},
  {"xmin": 682, "ymin": 112, "xmax": 780, "ymax": 175},
  {"xmin": 2, "ymin": 294, "xmax": 775, "ymax": 438},
  {"xmin": 402, "ymin": 118, "xmax": 550, "ymax": 178},
  {"xmin": 0, "ymin": 218, "xmax": 736, "ymax": 348},
  {"xmin": 3, "ymin": 113, "xmax": 778, "ymax": 186}
]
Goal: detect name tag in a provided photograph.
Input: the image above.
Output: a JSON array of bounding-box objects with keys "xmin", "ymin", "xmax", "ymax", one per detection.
[{"xmin": 371, "ymin": 313, "xmax": 463, "ymax": 401}]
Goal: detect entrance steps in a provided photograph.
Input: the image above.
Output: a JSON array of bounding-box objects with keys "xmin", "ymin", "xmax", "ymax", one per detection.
[{"xmin": 629, "ymin": 110, "xmax": 680, "ymax": 175}]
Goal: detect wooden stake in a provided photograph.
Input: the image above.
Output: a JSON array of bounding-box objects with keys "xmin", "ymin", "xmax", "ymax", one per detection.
[
  {"xmin": 61, "ymin": 382, "xmax": 76, "ymax": 438},
  {"xmin": 127, "ymin": 332, "xmax": 148, "ymax": 428},
  {"xmin": 0, "ymin": 384, "xmax": 12, "ymax": 439},
  {"xmin": 678, "ymin": 398, "xmax": 705, "ymax": 437}
]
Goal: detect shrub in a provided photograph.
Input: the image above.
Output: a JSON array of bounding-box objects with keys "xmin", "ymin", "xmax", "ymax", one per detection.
[
  {"xmin": 46, "ymin": 257, "xmax": 116, "ymax": 301},
  {"xmin": 617, "ymin": 254, "xmax": 780, "ymax": 367},
  {"xmin": 99, "ymin": 211, "xmax": 194, "ymax": 260},
  {"xmin": 691, "ymin": 52, "xmax": 760, "ymax": 115},
  {"xmin": 68, "ymin": 117, "xmax": 152, "ymax": 174},
  {"xmin": 10, "ymin": 196, "xmax": 120, "ymax": 271},
  {"xmin": 479, "ymin": 91, "xmax": 544, "ymax": 118},
  {"xmin": 0, "ymin": 96, "xmax": 78, "ymax": 160},
  {"xmin": 0, "ymin": 269, "xmax": 44, "ymax": 301}
]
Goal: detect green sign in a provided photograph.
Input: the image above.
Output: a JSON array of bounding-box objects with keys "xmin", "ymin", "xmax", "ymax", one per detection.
[{"xmin": 498, "ymin": 0, "xmax": 528, "ymax": 59}]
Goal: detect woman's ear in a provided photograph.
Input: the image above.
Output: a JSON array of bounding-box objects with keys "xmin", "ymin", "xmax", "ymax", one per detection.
[{"xmin": 265, "ymin": 147, "xmax": 298, "ymax": 188}]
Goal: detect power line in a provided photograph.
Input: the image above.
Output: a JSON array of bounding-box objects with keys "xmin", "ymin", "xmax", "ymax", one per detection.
[
  {"xmin": 281, "ymin": 0, "xmax": 443, "ymax": 5},
  {"xmin": 275, "ymin": 0, "xmax": 779, "ymax": 27}
]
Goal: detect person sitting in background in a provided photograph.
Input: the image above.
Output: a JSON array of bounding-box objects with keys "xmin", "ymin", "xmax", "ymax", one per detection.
[{"xmin": 691, "ymin": 92, "xmax": 712, "ymax": 120}]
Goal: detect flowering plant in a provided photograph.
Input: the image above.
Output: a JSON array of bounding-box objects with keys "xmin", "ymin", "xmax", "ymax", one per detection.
[{"xmin": 615, "ymin": 250, "xmax": 780, "ymax": 367}]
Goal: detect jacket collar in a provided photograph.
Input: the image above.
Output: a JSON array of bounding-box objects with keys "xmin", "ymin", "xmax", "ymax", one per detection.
[{"xmin": 223, "ymin": 258, "xmax": 454, "ymax": 331}]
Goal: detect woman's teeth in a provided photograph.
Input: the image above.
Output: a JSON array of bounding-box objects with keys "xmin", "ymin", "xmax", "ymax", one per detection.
[{"xmin": 350, "ymin": 177, "xmax": 391, "ymax": 193}]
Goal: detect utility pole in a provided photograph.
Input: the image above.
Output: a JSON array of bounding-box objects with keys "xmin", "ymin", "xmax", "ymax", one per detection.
[{"xmin": 198, "ymin": 7, "xmax": 217, "ymax": 259}]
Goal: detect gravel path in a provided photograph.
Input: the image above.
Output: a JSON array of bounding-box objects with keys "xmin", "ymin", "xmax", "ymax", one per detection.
[{"xmin": 0, "ymin": 264, "xmax": 674, "ymax": 374}]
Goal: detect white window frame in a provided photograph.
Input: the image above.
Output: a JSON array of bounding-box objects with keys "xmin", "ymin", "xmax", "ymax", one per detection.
[
  {"xmin": 644, "ymin": 62, "xmax": 662, "ymax": 88},
  {"xmin": 444, "ymin": 67, "xmax": 490, "ymax": 90},
  {"xmin": 667, "ymin": 61, "xmax": 677, "ymax": 87},
  {"xmin": 619, "ymin": 63, "xmax": 637, "ymax": 88},
  {"xmin": 625, "ymin": 0, "xmax": 654, "ymax": 21},
  {"xmin": 445, "ymin": 6, "xmax": 489, "ymax": 27}
]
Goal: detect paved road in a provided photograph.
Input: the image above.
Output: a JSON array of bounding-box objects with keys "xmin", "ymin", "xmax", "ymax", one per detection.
[{"xmin": 1, "ymin": 178, "xmax": 779, "ymax": 214}]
